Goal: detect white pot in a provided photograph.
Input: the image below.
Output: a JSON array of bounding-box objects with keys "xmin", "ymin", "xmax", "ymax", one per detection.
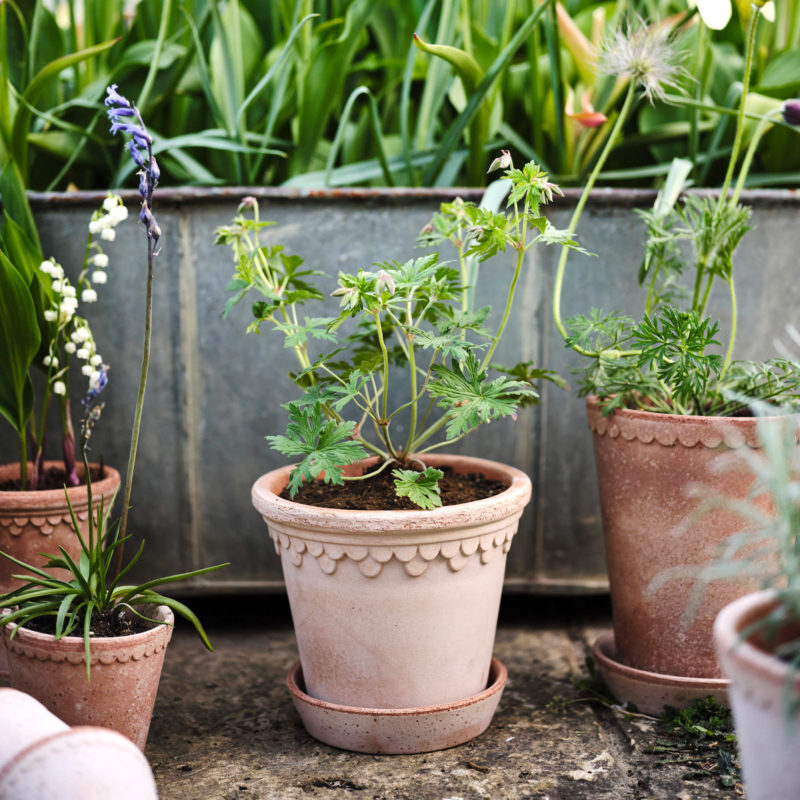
[
  {"xmin": 714, "ymin": 590, "xmax": 800, "ymax": 800},
  {"xmin": 0, "ymin": 688, "xmax": 157, "ymax": 800}
]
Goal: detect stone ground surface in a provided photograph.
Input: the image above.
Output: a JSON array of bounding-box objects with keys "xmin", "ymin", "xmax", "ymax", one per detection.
[{"xmin": 147, "ymin": 596, "xmax": 742, "ymax": 800}]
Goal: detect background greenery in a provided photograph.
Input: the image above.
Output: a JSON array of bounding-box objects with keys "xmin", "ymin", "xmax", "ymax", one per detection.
[{"xmin": 2, "ymin": 0, "xmax": 800, "ymax": 190}]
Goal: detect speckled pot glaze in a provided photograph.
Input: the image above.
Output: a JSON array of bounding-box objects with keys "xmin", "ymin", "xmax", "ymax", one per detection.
[
  {"xmin": 588, "ymin": 398, "xmax": 779, "ymax": 679},
  {"xmin": 0, "ymin": 462, "xmax": 121, "ymax": 593},
  {"xmin": 252, "ymin": 454, "xmax": 531, "ymax": 713},
  {"xmin": 0, "ymin": 726, "xmax": 158, "ymax": 799},
  {"xmin": 2, "ymin": 605, "xmax": 173, "ymax": 750},
  {"xmin": 714, "ymin": 591, "xmax": 800, "ymax": 800},
  {"xmin": 0, "ymin": 689, "xmax": 157, "ymax": 799},
  {"xmin": 287, "ymin": 657, "xmax": 507, "ymax": 753},
  {"xmin": 592, "ymin": 632, "xmax": 728, "ymax": 716}
]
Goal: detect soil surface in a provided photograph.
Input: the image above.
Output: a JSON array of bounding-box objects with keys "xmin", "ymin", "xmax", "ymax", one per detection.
[
  {"xmin": 0, "ymin": 464, "xmax": 105, "ymax": 492},
  {"xmin": 281, "ymin": 464, "xmax": 507, "ymax": 510},
  {"xmin": 24, "ymin": 607, "xmax": 154, "ymax": 638}
]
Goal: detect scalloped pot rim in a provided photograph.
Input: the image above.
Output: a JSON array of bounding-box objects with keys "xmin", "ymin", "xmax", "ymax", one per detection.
[
  {"xmin": 585, "ymin": 395, "xmax": 799, "ymax": 450},
  {"xmin": 1, "ymin": 604, "xmax": 173, "ymax": 662},
  {"xmin": 251, "ymin": 454, "xmax": 533, "ymax": 534},
  {"xmin": 0, "ymin": 462, "xmax": 121, "ymax": 508}
]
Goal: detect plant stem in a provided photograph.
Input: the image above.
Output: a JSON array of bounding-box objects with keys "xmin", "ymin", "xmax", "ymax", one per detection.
[
  {"xmin": 553, "ymin": 82, "xmax": 636, "ymax": 354},
  {"xmin": 115, "ymin": 239, "xmax": 154, "ymax": 577},
  {"xmin": 480, "ymin": 197, "xmax": 529, "ymax": 372},
  {"xmin": 716, "ymin": 8, "xmax": 760, "ymax": 213},
  {"xmin": 731, "ymin": 109, "xmax": 780, "ymax": 205},
  {"xmin": 717, "ymin": 277, "xmax": 737, "ymax": 389}
]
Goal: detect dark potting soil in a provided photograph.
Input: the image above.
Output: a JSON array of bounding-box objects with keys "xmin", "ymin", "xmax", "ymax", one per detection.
[
  {"xmin": 281, "ymin": 464, "xmax": 508, "ymax": 510},
  {"xmin": 0, "ymin": 465, "xmax": 105, "ymax": 492},
  {"xmin": 23, "ymin": 607, "xmax": 154, "ymax": 638}
]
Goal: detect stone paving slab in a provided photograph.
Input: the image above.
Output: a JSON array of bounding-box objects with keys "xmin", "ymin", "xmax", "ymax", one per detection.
[{"xmin": 147, "ymin": 602, "xmax": 741, "ymax": 800}]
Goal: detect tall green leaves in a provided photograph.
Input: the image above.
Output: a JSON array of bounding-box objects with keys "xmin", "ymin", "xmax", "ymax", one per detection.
[{"xmin": 0, "ymin": 251, "xmax": 39, "ymax": 469}]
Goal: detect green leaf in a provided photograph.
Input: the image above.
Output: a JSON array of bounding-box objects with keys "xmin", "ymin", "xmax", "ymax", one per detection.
[
  {"xmin": 267, "ymin": 402, "xmax": 368, "ymax": 496},
  {"xmin": 0, "ymin": 249, "xmax": 40, "ymax": 434},
  {"xmin": 392, "ymin": 467, "xmax": 444, "ymax": 510},
  {"xmin": 273, "ymin": 317, "xmax": 337, "ymax": 348},
  {"xmin": 428, "ymin": 354, "xmax": 533, "ymax": 439}
]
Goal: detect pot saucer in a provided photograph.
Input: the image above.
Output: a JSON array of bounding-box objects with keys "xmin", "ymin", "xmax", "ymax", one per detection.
[
  {"xmin": 592, "ymin": 632, "xmax": 728, "ymax": 716},
  {"xmin": 286, "ymin": 657, "xmax": 507, "ymax": 754}
]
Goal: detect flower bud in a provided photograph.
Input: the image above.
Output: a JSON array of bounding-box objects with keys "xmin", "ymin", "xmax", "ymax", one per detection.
[
  {"xmin": 487, "ymin": 150, "xmax": 513, "ymax": 173},
  {"xmin": 65, "ymin": 342, "xmax": 77, "ymax": 354},
  {"xmin": 51, "ymin": 280, "xmax": 62, "ymax": 293},
  {"xmin": 782, "ymin": 100, "xmax": 800, "ymax": 126},
  {"xmin": 376, "ymin": 270, "xmax": 396, "ymax": 296}
]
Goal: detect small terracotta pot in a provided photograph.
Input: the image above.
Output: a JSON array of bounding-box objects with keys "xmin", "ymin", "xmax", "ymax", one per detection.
[
  {"xmin": 714, "ymin": 591, "xmax": 800, "ymax": 800},
  {"xmin": 252, "ymin": 454, "xmax": 531, "ymax": 714},
  {"xmin": 2, "ymin": 604, "xmax": 173, "ymax": 750},
  {"xmin": 0, "ymin": 461, "xmax": 121, "ymax": 593},
  {"xmin": 0, "ymin": 688, "xmax": 158, "ymax": 799},
  {"xmin": 588, "ymin": 398, "xmax": 778, "ymax": 679}
]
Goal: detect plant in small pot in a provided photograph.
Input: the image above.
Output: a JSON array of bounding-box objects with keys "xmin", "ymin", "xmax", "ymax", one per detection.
[
  {"xmin": 550, "ymin": 7, "xmax": 800, "ymax": 712},
  {"xmin": 219, "ymin": 156, "xmax": 576, "ymax": 753},
  {"xmin": 0, "ymin": 85, "xmax": 227, "ymax": 751},
  {"xmin": 0, "ymin": 176, "xmax": 128, "ymax": 596},
  {"xmin": 697, "ymin": 407, "xmax": 800, "ymax": 800}
]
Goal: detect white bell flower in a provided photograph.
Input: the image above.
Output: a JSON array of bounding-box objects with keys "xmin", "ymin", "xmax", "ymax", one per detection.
[
  {"xmin": 64, "ymin": 341, "xmax": 77, "ymax": 354},
  {"xmin": 92, "ymin": 270, "xmax": 108, "ymax": 284},
  {"xmin": 93, "ymin": 253, "xmax": 109, "ymax": 268},
  {"xmin": 81, "ymin": 289, "xmax": 98, "ymax": 303},
  {"xmin": 53, "ymin": 381, "xmax": 67, "ymax": 396},
  {"xmin": 101, "ymin": 227, "xmax": 116, "ymax": 242}
]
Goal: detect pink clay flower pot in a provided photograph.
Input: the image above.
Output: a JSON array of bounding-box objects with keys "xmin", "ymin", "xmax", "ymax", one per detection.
[
  {"xmin": 0, "ymin": 461, "xmax": 121, "ymax": 593},
  {"xmin": 587, "ymin": 398, "xmax": 780, "ymax": 680},
  {"xmin": 252, "ymin": 454, "xmax": 531, "ymax": 717},
  {"xmin": 2, "ymin": 604, "xmax": 173, "ymax": 750},
  {"xmin": 714, "ymin": 590, "xmax": 800, "ymax": 800}
]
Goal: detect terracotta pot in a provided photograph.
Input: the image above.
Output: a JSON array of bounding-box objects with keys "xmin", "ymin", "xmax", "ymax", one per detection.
[
  {"xmin": 588, "ymin": 398, "xmax": 777, "ymax": 679},
  {"xmin": 714, "ymin": 591, "xmax": 800, "ymax": 800},
  {"xmin": 252, "ymin": 454, "xmax": 531, "ymax": 714},
  {"xmin": 0, "ymin": 688, "xmax": 157, "ymax": 799},
  {"xmin": 0, "ymin": 461, "xmax": 121, "ymax": 593},
  {"xmin": 2, "ymin": 604, "xmax": 173, "ymax": 750}
]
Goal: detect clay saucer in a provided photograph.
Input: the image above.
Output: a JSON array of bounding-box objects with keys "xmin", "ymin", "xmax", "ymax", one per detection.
[
  {"xmin": 592, "ymin": 632, "xmax": 728, "ymax": 716},
  {"xmin": 287, "ymin": 657, "xmax": 507, "ymax": 754}
]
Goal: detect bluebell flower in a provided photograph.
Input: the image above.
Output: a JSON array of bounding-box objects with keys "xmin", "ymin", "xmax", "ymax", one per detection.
[
  {"xmin": 106, "ymin": 84, "xmax": 160, "ymax": 248},
  {"xmin": 82, "ymin": 364, "xmax": 109, "ymax": 407}
]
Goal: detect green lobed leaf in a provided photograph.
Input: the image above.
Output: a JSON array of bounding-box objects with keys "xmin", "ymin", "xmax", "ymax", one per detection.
[{"xmin": 392, "ymin": 467, "xmax": 444, "ymax": 510}]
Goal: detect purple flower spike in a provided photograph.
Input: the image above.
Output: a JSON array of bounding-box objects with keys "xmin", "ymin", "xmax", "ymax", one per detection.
[
  {"xmin": 82, "ymin": 365, "xmax": 109, "ymax": 407},
  {"xmin": 105, "ymin": 84, "xmax": 131, "ymax": 109},
  {"xmin": 107, "ymin": 84, "xmax": 161, "ymax": 248},
  {"xmin": 782, "ymin": 100, "xmax": 800, "ymax": 127}
]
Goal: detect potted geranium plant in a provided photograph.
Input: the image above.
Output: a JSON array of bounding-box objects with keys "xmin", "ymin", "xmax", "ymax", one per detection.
[
  {"xmin": 0, "ymin": 85, "xmax": 227, "ymax": 751},
  {"xmin": 219, "ymin": 157, "xmax": 576, "ymax": 753},
  {"xmin": 550, "ymin": 6, "xmax": 800, "ymax": 711},
  {"xmin": 711, "ymin": 407, "xmax": 800, "ymax": 800}
]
